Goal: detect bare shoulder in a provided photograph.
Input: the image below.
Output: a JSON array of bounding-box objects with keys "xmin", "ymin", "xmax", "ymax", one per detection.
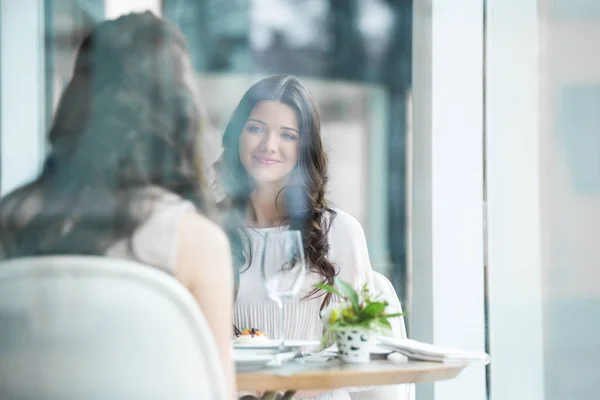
[
  {"xmin": 176, "ymin": 210, "xmax": 232, "ymax": 285},
  {"xmin": 178, "ymin": 210, "xmax": 230, "ymax": 250}
]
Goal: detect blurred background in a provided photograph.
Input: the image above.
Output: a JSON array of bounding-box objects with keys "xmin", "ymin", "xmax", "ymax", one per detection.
[
  {"xmin": 40, "ymin": 0, "xmax": 413, "ymax": 311},
  {"xmin": 1, "ymin": 0, "xmax": 599, "ymax": 399}
]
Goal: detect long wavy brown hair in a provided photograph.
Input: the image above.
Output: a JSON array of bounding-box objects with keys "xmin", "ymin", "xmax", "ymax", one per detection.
[
  {"xmin": 215, "ymin": 75, "xmax": 338, "ymax": 310},
  {"xmin": 0, "ymin": 12, "xmax": 212, "ymax": 258}
]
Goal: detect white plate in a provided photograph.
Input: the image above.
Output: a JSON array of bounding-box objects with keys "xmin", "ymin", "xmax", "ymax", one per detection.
[
  {"xmin": 234, "ymin": 350, "xmax": 296, "ymax": 367},
  {"xmin": 232, "ymin": 339, "xmax": 320, "ymax": 350}
]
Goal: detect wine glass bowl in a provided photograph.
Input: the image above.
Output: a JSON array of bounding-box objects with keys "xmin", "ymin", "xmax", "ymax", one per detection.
[{"xmin": 260, "ymin": 230, "xmax": 307, "ymax": 358}]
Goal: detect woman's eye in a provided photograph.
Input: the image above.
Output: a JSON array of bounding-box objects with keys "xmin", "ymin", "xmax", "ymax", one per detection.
[
  {"xmin": 246, "ymin": 125, "xmax": 263, "ymax": 134},
  {"xmin": 281, "ymin": 132, "xmax": 297, "ymax": 140}
]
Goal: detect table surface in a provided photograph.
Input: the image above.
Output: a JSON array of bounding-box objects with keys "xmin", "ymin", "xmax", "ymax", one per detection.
[{"xmin": 236, "ymin": 359, "xmax": 468, "ymax": 391}]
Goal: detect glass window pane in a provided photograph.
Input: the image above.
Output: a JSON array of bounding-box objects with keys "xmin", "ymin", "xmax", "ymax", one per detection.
[{"xmin": 542, "ymin": 1, "xmax": 600, "ymax": 398}]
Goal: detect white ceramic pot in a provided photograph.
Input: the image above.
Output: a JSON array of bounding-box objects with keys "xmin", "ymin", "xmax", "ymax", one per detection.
[{"xmin": 335, "ymin": 327, "xmax": 375, "ymax": 363}]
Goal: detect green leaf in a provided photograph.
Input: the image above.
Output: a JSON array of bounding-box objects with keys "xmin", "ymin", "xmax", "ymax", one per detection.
[
  {"xmin": 313, "ymin": 283, "xmax": 343, "ymax": 299},
  {"xmin": 377, "ymin": 318, "xmax": 392, "ymax": 330},
  {"xmin": 335, "ymin": 277, "xmax": 360, "ymax": 313},
  {"xmin": 359, "ymin": 302, "xmax": 386, "ymax": 319},
  {"xmin": 381, "ymin": 312, "xmax": 404, "ymax": 319}
]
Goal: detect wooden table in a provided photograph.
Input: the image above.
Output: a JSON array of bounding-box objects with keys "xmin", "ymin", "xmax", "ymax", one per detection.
[{"xmin": 237, "ymin": 359, "xmax": 467, "ymax": 399}]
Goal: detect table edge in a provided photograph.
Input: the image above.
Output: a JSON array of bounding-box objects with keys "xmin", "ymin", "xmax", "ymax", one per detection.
[{"xmin": 236, "ymin": 360, "xmax": 468, "ymax": 391}]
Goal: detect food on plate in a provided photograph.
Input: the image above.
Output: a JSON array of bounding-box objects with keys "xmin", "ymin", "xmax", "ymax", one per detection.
[{"xmin": 234, "ymin": 327, "xmax": 268, "ymax": 344}]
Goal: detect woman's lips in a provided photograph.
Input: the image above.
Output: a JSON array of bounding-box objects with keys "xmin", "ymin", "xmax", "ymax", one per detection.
[{"xmin": 253, "ymin": 156, "xmax": 280, "ymax": 165}]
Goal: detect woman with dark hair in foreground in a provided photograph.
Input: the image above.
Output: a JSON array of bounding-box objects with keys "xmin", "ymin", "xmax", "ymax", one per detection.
[{"xmin": 0, "ymin": 12, "xmax": 235, "ymax": 398}]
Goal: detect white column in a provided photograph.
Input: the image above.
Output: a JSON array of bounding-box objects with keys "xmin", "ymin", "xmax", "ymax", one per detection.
[
  {"xmin": 485, "ymin": 0, "xmax": 545, "ymax": 398},
  {"xmin": 0, "ymin": 0, "xmax": 46, "ymax": 196},
  {"xmin": 411, "ymin": 0, "xmax": 486, "ymax": 399}
]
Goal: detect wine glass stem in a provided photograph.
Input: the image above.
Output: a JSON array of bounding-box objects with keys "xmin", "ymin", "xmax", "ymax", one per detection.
[{"xmin": 278, "ymin": 298, "xmax": 286, "ymax": 352}]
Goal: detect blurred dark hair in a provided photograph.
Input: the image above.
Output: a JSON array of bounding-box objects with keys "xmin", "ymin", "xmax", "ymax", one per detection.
[
  {"xmin": 215, "ymin": 75, "xmax": 337, "ymax": 309},
  {"xmin": 0, "ymin": 12, "xmax": 212, "ymax": 257}
]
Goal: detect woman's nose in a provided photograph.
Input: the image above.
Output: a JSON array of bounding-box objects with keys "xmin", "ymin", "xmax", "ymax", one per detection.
[{"xmin": 259, "ymin": 131, "xmax": 278, "ymax": 153}]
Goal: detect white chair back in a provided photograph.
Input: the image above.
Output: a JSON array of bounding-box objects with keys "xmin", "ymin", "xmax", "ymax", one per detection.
[
  {"xmin": 373, "ymin": 271, "xmax": 408, "ymax": 340},
  {"xmin": 0, "ymin": 256, "xmax": 229, "ymax": 400},
  {"xmin": 352, "ymin": 271, "xmax": 414, "ymax": 400}
]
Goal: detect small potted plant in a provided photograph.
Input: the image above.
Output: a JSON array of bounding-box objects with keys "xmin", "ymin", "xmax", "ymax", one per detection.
[{"xmin": 315, "ymin": 277, "xmax": 404, "ymax": 364}]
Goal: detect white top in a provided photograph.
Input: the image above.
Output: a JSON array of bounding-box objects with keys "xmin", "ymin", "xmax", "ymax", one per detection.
[
  {"xmin": 234, "ymin": 209, "xmax": 375, "ymax": 400},
  {"xmin": 105, "ymin": 189, "xmax": 194, "ymax": 271}
]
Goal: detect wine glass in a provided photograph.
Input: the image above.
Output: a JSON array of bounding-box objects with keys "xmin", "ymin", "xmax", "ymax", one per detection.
[{"xmin": 260, "ymin": 230, "xmax": 307, "ymax": 358}]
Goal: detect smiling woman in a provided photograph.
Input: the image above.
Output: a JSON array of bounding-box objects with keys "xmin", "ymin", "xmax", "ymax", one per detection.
[
  {"xmin": 215, "ymin": 75, "xmax": 376, "ymax": 400},
  {"xmin": 215, "ymin": 75, "xmax": 338, "ymax": 300}
]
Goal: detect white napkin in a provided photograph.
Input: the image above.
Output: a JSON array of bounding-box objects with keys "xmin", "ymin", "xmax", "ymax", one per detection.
[{"xmin": 378, "ymin": 337, "xmax": 490, "ymax": 365}]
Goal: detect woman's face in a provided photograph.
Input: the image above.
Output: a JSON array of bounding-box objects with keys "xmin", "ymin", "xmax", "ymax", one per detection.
[{"xmin": 239, "ymin": 100, "xmax": 300, "ymax": 187}]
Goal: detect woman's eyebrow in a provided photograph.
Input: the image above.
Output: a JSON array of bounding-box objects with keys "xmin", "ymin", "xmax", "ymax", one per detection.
[
  {"xmin": 247, "ymin": 118, "xmax": 299, "ymax": 134},
  {"xmin": 247, "ymin": 118, "xmax": 267, "ymax": 125},
  {"xmin": 281, "ymin": 126, "xmax": 299, "ymax": 134}
]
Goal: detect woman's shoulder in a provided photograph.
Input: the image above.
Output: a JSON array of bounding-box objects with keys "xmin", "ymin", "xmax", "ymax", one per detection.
[
  {"xmin": 175, "ymin": 209, "xmax": 232, "ymax": 285},
  {"xmin": 106, "ymin": 187, "xmax": 202, "ymax": 270},
  {"xmin": 327, "ymin": 208, "xmax": 365, "ymax": 237},
  {"xmin": 179, "ymin": 210, "xmax": 227, "ymax": 244},
  {"xmin": 325, "ymin": 208, "xmax": 372, "ymax": 285},
  {"xmin": 325, "ymin": 208, "xmax": 369, "ymax": 252}
]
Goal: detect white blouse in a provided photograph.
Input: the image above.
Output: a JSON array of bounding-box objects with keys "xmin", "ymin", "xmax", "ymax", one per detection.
[{"xmin": 234, "ymin": 209, "xmax": 375, "ymax": 400}]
